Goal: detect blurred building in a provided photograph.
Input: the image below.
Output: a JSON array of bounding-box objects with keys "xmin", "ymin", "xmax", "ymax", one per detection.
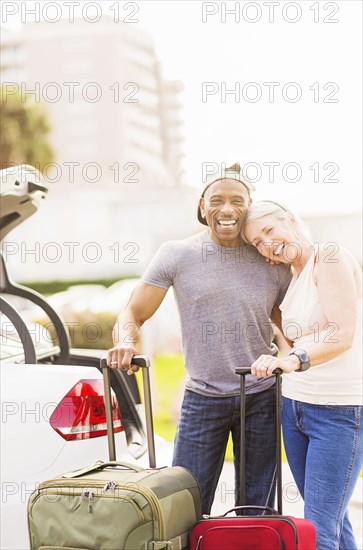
[
  {"xmin": 158, "ymin": 78, "xmax": 185, "ymax": 185},
  {"xmin": 1, "ymin": 17, "xmax": 199, "ymax": 282},
  {"xmin": 1, "ymin": 17, "xmax": 185, "ymax": 187},
  {"xmin": 1, "ymin": 28, "xmax": 26, "ymax": 83}
]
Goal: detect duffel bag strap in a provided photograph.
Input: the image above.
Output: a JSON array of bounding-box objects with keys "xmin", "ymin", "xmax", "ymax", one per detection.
[
  {"xmin": 147, "ymin": 531, "xmax": 189, "ymax": 550},
  {"xmin": 147, "ymin": 544, "xmax": 172, "ymax": 550},
  {"xmin": 62, "ymin": 460, "xmax": 145, "ymax": 478}
]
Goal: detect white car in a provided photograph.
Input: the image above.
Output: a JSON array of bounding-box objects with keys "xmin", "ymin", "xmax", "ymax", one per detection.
[{"xmin": 0, "ymin": 165, "xmax": 172, "ymax": 549}]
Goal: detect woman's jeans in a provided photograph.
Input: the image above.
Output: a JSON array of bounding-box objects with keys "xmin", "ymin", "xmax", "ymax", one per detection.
[
  {"xmin": 282, "ymin": 397, "xmax": 363, "ymax": 550},
  {"xmin": 172, "ymin": 387, "xmax": 277, "ymax": 514}
]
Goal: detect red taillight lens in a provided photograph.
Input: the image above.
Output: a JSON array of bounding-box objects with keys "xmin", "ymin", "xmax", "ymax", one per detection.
[{"xmin": 50, "ymin": 379, "xmax": 123, "ymax": 441}]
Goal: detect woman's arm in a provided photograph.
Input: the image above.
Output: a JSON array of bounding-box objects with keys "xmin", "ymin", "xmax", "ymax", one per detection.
[{"xmin": 303, "ymin": 246, "xmax": 358, "ymax": 365}]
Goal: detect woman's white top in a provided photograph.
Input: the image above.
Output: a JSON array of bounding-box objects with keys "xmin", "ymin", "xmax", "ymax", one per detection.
[{"xmin": 280, "ymin": 252, "xmax": 362, "ymax": 406}]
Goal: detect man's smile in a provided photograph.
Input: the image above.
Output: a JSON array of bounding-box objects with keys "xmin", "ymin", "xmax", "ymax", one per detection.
[{"xmin": 217, "ymin": 218, "xmax": 238, "ymax": 228}]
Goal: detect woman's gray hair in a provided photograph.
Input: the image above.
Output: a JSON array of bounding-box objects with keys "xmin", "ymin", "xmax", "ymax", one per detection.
[{"xmin": 242, "ymin": 200, "xmax": 311, "ymax": 243}]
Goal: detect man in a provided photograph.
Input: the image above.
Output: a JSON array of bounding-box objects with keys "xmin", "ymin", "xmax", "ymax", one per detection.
[{"xmin": 108, "ymin": 163, "xmax": 291, "ymax": 514}]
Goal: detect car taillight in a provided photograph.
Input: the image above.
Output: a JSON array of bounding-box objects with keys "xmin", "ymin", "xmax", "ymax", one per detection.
[{"xmin": 50, "ymin": 379, "xmax": 123, "ymax": 441}]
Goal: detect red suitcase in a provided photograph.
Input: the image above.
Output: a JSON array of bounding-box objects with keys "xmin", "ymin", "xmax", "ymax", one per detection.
[{"xmin": 190, "ymin": 368, "xmax": 316, "ymax": 550}]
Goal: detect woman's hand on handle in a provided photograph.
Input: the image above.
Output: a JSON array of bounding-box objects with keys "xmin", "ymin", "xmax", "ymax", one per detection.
[{"xmin": 251, "ymin": 354, "xmax": 300, "ymax": 378}]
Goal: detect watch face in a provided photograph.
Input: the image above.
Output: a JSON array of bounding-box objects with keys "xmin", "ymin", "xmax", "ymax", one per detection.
[{"xmin": 291, "ymin": 349, "xmax": 311, "ymax": 371}]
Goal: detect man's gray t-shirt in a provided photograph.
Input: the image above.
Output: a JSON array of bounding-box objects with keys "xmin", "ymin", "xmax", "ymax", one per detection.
[{"xmin": 142, "ymin": 230, "xmax": 292, "ymax": 397}]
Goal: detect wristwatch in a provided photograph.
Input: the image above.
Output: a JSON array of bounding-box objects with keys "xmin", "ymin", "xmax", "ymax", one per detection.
[{"xmin": 289, "ymin": 349, "xmax": 311, "ymax": 372}]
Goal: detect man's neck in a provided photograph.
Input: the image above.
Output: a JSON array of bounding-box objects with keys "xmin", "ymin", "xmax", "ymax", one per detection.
[{"xmin": 207, "ymin": 229, "xmax": 243, "ymax": 248}]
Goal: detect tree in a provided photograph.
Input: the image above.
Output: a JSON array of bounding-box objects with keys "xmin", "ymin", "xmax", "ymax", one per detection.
[{"xmin": 0, "ymin": 87, "xmax": 55, "ymax": 172}]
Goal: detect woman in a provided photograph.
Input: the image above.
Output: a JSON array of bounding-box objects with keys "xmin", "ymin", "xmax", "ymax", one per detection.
[{"xmin": 243, "ymin": 200, "xmax": 362, "ymax": 550}]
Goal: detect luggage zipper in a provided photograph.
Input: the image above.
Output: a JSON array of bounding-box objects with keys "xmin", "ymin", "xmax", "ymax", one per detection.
[
  {"xmin": 81, "ymin": 489, "xmax": 94, "ymax": 513},
  {"xmin": 103, "ymin": 481, "xmax": 117, "ymax": 492}
]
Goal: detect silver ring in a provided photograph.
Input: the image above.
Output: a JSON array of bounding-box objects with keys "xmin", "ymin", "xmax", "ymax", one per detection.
[{"xmin": 110, "ymin": 361, "xmax": 118, "ymax": 365}]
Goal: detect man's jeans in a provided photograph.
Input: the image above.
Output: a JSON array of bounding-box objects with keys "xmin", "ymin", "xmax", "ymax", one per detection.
[
  {"xmin": 282, "ymin": 397, "xmax": 363, "ymax": 550},
  {"xmin": 172, "ymin": 386, "xmax": 277, "ymax": 514}
]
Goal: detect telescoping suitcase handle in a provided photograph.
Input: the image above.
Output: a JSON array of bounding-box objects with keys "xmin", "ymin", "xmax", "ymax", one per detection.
[
  {"xmin": 235, "ymin": 367, "xmax": 283, "ymax": 515},
  {"xmin": 100, "ymin": 356, "xmax": 156, "ymax": 468}
]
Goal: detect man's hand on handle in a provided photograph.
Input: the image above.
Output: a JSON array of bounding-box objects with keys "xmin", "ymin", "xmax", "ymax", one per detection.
[{"xmin": 107, "ymin": 345, "xmax": 140, "ymax": 376}]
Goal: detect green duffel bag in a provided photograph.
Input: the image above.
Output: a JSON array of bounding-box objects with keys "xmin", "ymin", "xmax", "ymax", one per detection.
[{"xmin": 28, "ymin": 460, "xmax": 202, "ymax": 550}]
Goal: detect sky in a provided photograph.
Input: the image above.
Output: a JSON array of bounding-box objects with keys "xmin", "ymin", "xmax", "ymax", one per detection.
[{"xmin": 1, "ymin": 0, "xmax": 362, "ymax": 215}]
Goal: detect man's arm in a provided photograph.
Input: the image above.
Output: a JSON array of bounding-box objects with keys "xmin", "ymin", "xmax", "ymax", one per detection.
[
  {"xmin": 270, "ymin": 303, "xmax": 283, "ymax": 333},
  {"xmin": 270, "ymin": 303, "xmax": 293, "ymax": 351},
  {"xmin": 107, "ymin": 282, "xmax": 167, "ymax": 374}
]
